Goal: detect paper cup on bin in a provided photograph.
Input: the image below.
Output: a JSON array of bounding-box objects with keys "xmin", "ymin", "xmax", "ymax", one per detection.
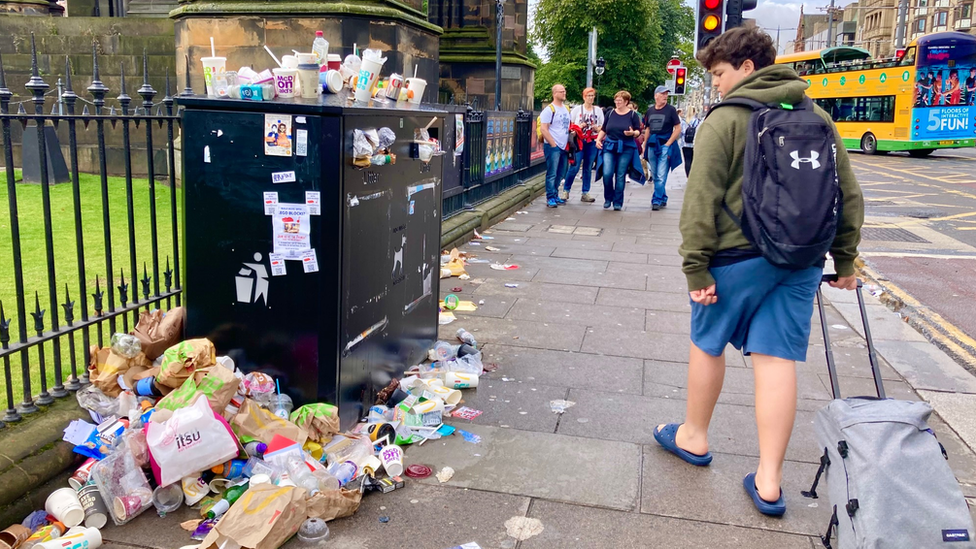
[
  {"xmin": 443, "ymin": 372, "xmax": 479, "ymax": 389},
  {"xmin": 281, "ymin": 55, "xmax": 300, "ymax": 69},
  {"xmin": 378, "ymin": 444, "xmax": 404, "ymax": 477},
  {"xmin": 297, "ymin": 64, "xmax": 321, "ymax": 98},
  {"xmin": 410, "ymin": 398, "xmax": 445, "ymax": 414},
  {"xmin": 428, "ymin": 384, "xmax": 461, "ymax": 406},
  {"xmin": 113, "ymin": 495, "xmax": 144, "ymax": 522},
  {"xmin": 354, "ymin": 57, "xmax": 384, "ymax": 102},
  {"xmin": 201, "ymin": 57, "xmax": 226, "ymax": 98},
  {"xmin": 405, "ymin": 77, "xmax": 426, "ymax": 104},
  {"xmin": 36, "ymin": 527, "xmax": 102, "ymax": 549},
  {"xmin": 45, "ymin": 487, "xmax": 85, "ymax": 527},
  {"xmin": 327, "ymin": 54, "xmax": 342, "ymax": 71},
  {"xmin": 78, "ymin": 484, "xmax": 109, "ymax": 529},
  {"xmin": 323, "ymin": 70, "xmax": 343, "ymax": 94},
  {"xmin": 273, "ymin": 68, "xmax": 298, "ymax": 98},
  {"xmin": 68, "ymin": 457, "xmax": 97, "ymax": 490},
  {"xmin": 0, "ymin": 524, "xmax": 30, "ymax": 549}
]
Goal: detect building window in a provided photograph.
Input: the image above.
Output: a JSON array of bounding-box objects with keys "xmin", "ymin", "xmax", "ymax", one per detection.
[
  {"xmin": 962, "ymin": 3, "xmax": 973, "ymax": 18},
  {"xmin": 936, "ymin": 10, "xmax": 948, "ymax": 25},
  {"xmin": 917, "ymin": 0, "xmax": 927, "ymax": 6},
  {"xmin": 815, "ymin": 96, "xmax": 896, "ymax": 123},
  {"xmin": 915, "ymin": 18, "xmax": 927, "ymax": 31}
]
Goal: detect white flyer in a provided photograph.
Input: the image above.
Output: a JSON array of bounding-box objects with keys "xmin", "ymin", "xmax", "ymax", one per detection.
[
  {"xmin": 263, "ymin": 192, "xmax": 279, "ymax": 215},
  {"xmin": 301, "ymin": 249, "xmax": 319, "ymax": 273},
  {"xmin": 272, "ymin": 203, "xmax": 311, "ymax": 260},
  {"xmin": 269, "ymin": 253, "xmax": 287, "ymax": 276},
  {"xmin": 305, "ymin": 191, "xmax": 321, "ymax": 216},
  {"xmin": 296, "ymin": 129, "xmax": 308, "ymax": 157}
]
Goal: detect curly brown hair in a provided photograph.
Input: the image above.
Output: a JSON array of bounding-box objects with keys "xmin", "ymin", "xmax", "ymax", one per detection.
[{"xmin": 696, "ymin": 27, "xmax": 776, "ymax": 71}]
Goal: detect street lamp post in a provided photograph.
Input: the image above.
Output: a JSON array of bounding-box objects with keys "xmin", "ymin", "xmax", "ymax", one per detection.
[{"xmin": 495, "ymin": 0, "xmax": 503, "ymax": 110}]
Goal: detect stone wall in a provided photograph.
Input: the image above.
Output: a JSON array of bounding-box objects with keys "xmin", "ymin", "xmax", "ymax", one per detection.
[{"xmin": 1, "ymin": 16, "xmax": 177, "ymax": 177}]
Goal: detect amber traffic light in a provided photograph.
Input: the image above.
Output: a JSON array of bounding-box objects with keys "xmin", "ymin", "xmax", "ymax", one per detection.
[
  {"xmin": 674, "ymin": 67, "xmax": 687, "ymax": 95},
  {"xmin": 696, "ymin": 0, "xmax": 724, "ymax": 51}
]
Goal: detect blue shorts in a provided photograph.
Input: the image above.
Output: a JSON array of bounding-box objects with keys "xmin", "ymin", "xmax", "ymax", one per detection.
[{"xmin": 690, "ymin": 257, "xmax": 823, "ymax": 362}]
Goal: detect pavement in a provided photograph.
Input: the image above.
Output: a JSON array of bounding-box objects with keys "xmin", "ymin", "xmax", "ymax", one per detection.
[{"xmin": 100, "ymin": 169, "xmax": 976, "ymax": 549}]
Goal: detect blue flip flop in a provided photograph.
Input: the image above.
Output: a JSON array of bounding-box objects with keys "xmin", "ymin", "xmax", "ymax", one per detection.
[
  {"xmin": 653, "ymin": 423, "xmax": 713, "ymax": 466},
  {"xmin": 743, "ymin": 473, "xmax": 786, "ymax": 516}
]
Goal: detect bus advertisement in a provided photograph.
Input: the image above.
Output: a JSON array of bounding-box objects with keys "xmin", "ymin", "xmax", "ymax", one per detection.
[{"xmin": 776, "ymin": 32, "xmax": 976, "ymax": 156}]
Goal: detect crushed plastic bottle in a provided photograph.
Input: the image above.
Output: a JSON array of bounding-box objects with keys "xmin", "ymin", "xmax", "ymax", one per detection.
[
  {"xmin": 549, "ymin": 399, "xmax": 576, "ymax": 414},
  {"xmin": 110, "ymin": 333, "xmax": 142, "ymax": 358},
  {"xmin": 456, "ymin": 328, "xmax": 477, "ymax": 348},
  {"xmin": 297, "ymin": 518, "xmax": 330, "ymax": 543},
  {"xmin": 443, "ymin": 352, "xmax": 483, "ymax": 375},
  {"xmin": 431, "ymin": 341, "xmax": 459, "ymax": 361}
]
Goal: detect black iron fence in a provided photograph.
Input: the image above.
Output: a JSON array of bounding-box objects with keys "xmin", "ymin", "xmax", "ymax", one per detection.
[{"xmin": 0, "ymin": 35, "xmax": 182, "ymax": 427}]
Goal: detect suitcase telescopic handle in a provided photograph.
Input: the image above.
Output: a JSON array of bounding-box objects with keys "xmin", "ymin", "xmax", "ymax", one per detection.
[{"xmin": 817, "ymin": 275, "xmax": 886, "ymax": 400}]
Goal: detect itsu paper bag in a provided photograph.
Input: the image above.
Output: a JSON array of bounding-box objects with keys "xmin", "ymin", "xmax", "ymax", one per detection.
[{"xmin": 147, "ymin": 396, "xmax": 239, "ymax": 487}]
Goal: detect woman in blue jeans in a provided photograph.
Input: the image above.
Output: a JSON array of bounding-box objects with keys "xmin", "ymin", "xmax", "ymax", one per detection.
[{"xmin": 596, "ymin": 91, "xmax": 643, "ymax": 211}]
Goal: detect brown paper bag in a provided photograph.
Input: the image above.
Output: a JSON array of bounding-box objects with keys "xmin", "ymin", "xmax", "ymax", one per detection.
[
  {"xmin": 133, "ymin": 307, "xmax": 185, "ymax": 360},
  {"xmin": 305, "ymin": 488, "xmax": 362, "ymax": 522},
  {"xmin": 199, "ymin": 485, "xmax": 306, "ymax": 549},
  {"xmin": 156, "ymin": 338, "xmax": 216, "ymax": 389},
  {"xmin": 289, "ymin": 403, "xmax": 340, "ymax": 443},
  {"xmin": 87, "ymin": 346, "xmax": 151, "ymax": 397},
  {"xmin": 233, "ymin": 398, "xmax": 308, "ymax": 446},
  {"xmin": 157, "ymin": 365, "xmax": 240, "ymax": 413}
]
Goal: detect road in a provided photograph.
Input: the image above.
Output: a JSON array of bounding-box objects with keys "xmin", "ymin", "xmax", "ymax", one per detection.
[{"xmin": 848, "ymin": 146, "xmax": 976, "ymax": 369}]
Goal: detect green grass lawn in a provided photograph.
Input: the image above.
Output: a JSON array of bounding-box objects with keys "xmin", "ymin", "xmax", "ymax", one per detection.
[{"xmin": 0, "ymin": 168, "xmax": 181, "ymax": 412}]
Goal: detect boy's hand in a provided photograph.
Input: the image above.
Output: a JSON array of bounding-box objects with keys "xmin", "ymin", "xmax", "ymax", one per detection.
[
  {"xmin": 690, "ymin": 284, "xmax": 718, "ymax": 306},
  {"xmin": 828, "ymin": 275, "xmax": 857, "ymax": 290}
]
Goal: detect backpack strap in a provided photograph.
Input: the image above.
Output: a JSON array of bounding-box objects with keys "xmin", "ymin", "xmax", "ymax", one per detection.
[{"xmin": 705, "ymin": 97, "xmax": 767, "ymax": 118}]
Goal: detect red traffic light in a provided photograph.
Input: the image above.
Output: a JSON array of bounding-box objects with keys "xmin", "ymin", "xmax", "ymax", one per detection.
[
  {"xmin": 705, "ymin": 0, "xmax": 720, "ymax": 8},
  {"xmin": 676, "ymin": 68, "xmax": 686, "ymax": 84},
  {"xmin": 895, "ymin": 48, "xmax": 906, "ymax": 59}
]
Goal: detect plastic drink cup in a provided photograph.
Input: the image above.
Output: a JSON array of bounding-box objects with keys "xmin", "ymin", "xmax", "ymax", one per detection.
[
  {"xmin": 35, "ymin": 527, "xmax": 102, "ymax": 549},
  {"xmin": 45, "ymin": 487, "xmax": 85, "ymax": 527},
  {"xmin": 296, "ymin": 53, "xmax": 317, "ymax": 65},
  {"xmin": 354, "ymin": 57, "xmax": 384, "ymax": 102},
  {"xmin": 406, "ymin": 77, "xmax": 427, "ymax": 104},
  {"xmin": 68, "ymin": 458, "xmax": 97, "ymax": 490},
  {"xmin": 152, "ymin": 484, "xmax": 184, "ymax": 516},
  {"xmin": 378, "ymin": 444, "xmax": 404, "ymax": 477},
  {"xmin": 443, "ymin": 371, "xmax": 479, "ymax": 389},
  {"xmin": 327, "ymin": 54, "xmax": 342, "ymax": 71},
  {"xmin": 281, "ymin": 55, "xmax": 300, "ymax": 69},
  {"xmin": 200, "ymin": 57, "xmax": 226, "ymax": 98},
  {"xmin": 272, "ymin": 68, "xmax": 298, "ymax": 98},
  {"xmin": 78, "ymin": 484, "xmax": 109, "ymax": 529}
]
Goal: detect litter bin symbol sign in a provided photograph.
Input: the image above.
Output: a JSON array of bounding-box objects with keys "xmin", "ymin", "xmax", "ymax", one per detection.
[{"xmin": 236, "ymin": 252, "xmax": 270, "ymax": 305}]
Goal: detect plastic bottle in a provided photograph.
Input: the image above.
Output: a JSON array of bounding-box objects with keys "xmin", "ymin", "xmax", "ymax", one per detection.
[
  {"xmin": 244, "ymin": 441, "xmax": 267, "ymax": 458},
  {"xmin": 205, "ymin": 484, "xmax": 248, "ymax": 519},
  {"xmin": 431, "ymin": 341, "xmax": 459, "ymax": 361},
  {"xmin": 311, "ymin": 468, "xmax": 341, "ymax": 491},
  {"xmin": 312, "ymin": 31, "xmax": 329, "ymax": 67},
  {"xmin": 328, "ymin": 461, "xmax": 357, "ymax": 487},
  {"xmin": 456, "ymin": 328, "xmax": 477, "ymax": 348},
  {"xmin": 211, "ymin": 459, "xmax": 246, "ymax": 478}
]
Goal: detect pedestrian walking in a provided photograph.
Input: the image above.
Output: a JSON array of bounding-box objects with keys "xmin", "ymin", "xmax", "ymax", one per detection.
[
  {"xmin": 595, "ymin": 90, "xmax": 642, "ymax": 211},
  {"xmin": 540, "ymin": 84, "xmax": 572, "ymax": 208},
  {"xmin": 561, "ymin": 88, "xmax": 604, "ymax": 203},
  {"xmin": 642, "ymin": 86, "xmax": 682, "ymax": 210},
  {"xmin": 653, "ymin": 26, "xmax": 863, "ymax": 517},
  {"xmin": 679, "ymin": 109, "xmax": 700, "ymax": 177}
]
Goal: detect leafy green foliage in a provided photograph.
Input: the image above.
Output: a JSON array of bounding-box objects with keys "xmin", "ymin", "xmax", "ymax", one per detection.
[{"xmin": 531, "ymin": 0, "xmax": 694, "ymax": 107}]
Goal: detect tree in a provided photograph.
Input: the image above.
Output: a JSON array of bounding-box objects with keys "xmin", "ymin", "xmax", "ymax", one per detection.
[{"xmin": 531, "ymin": 0, "xmax": 694, "ymax": 108}]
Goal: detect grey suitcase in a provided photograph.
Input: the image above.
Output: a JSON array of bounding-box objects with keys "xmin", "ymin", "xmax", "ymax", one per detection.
[{"xmin": 803, "ymin": 276, "xmax": 975, "ymax": 549}]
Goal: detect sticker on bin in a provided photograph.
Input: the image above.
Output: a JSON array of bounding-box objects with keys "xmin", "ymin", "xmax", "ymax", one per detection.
[
  {"xmin": 305, "ymin": 191, "xmax": 321, "ymax": 216},
  {"xmin": 269, "ymin": 253, "xmax": 286, "ymax": 276},
  {"xmin": 296, "ymin": 129, "xmax": 308, "ymax": 157},
  {"xmin": 263, "ymin": 192, "xmax": 279, "ymax": 215},
  {"xmin": 264, "ymin": 114, "xmax": 293, "ymax": 157},
  {"xmin": 301, "ymin": 249, "xmax": 319, "ymax": 273},
  {"xmin": 272, "ymin": 171, "xmax": 296, "ymax": 184}
]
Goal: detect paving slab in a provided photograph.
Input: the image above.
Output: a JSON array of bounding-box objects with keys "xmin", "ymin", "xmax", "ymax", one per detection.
[
  {"xmin": 464, "ymin": 262, "xmax": 540, "ymax": 282},
  {"xmin": 522, "ymin": 499, "xmax": 816, "ymax": 549},
  {"xmin": 507, "ymin": 254, "xmax": 609, "ymax": 273},
  {"xmin": 927, "ymin": 412, "xmax": 976, "ymax": 486},
  {"xmin": 101, "ymin": 505, "xmax": 200, "ymax": 549},
  {"xmin": 816, "ymin": 373, "xmax": 920, "ymax": 401},
  {"xmin": 468, "ymin": 244, "xmax": 558, "ymax": 257},
  {"xmin": 522, "ymin": 237, "xmax": 616, "ymax": 251},
  {"xmin": 437, "ymin": 292, "xmax": 515, "ymax": 318},
  {"xmin": 405, "ymin": 424, "xmax": 642, "ymax": 511},
  {"xmin": 436, "ymin": 317, "xmax": 587, "ymax": 352},
  {"xmin": 446, "ymin": 376, "xmax": 566, "ymax": 433},
  {"xmin": 482, "ymin": 344, "xmax": 644, "ymax": 395},
  {"xmin": 830, "ymin": 301, "xmax": 928, "ymax": 342},
  {"xmin": 644, "ymin": 310, "xmax": 691, "ymax": 335},
  {"xmin": 559, "ymin": 388, "xmax": 822, "ymax": 464},
  {"xmin": 596, "ymin": 287, "xmax": 692, "ymax": 313},
  {"xmin": 799, "ymin": 343, "xmax": 902, "ymax": 381},
  {"xmin": 919, "ymin": 391, "xmax": 976, "ymax": 454},
  {"xmin": 646, "ymin": 253, "xmax": 685, "ymax": 267},
  {"xmin": 472, "ymin": 279, "xmax": 599, "ymax": 305},
  {"xmin": 640, "ymin": 447, "xmax": 832, "ymax": 536},
  {"xmin": 532, "ymin": 268, "xmax": 647, "ymax": 290},
  {"xmin": 873, "ymin": 340, "xmax": 976, "ymax": 394},
  {"xmin": 550, "ymin": 247, "xmax": 649, "ymax": 264},
  {"xmin": 645, "ymin": 272, "xmax": 691, "ymax": 294},
  {"xmin": 605, "ymin": 261, "xmax": 678, "ymax": 279},
  {"xmin": 320, "ymin": 483, "xmax": 530, "ymax": 549},
  {"xmin": 581, "ymin": 326, "xmax": 690, "ymax": 363},
  {"xmin": 508, "ymin": 299, "xmax": 646, "ymax": 328},
  {"xmin": 612, "ymin": 242, "xmax": 681, "ymax": 255},
  {"xmin": 643, "ymin": 360, "xmax": 832, "ymax": 403}
]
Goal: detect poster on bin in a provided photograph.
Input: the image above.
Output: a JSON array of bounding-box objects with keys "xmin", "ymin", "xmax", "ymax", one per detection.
[
  {"xmin": 264, "ymin": 114, "xmax": 293, "ymax": 157},
  {"xmin": 272, "ymin": 203, "xmax": 310, "ymax": 259}
]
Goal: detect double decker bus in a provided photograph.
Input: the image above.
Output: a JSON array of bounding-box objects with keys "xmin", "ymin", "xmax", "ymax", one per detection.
[{"xmin": 776, "ymin": 32, "xmax": 976, "ymax": 156}]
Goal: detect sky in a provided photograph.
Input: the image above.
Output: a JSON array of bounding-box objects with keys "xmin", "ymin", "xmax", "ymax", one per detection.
[{"xmin": 527, "ymin": 0, "xmax": 837, "ymax": 56}]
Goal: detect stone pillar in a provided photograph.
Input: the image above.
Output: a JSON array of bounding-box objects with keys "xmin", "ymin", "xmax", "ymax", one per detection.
[
  {"xmin": 171, "ymin": 0, "xmax": 443, "ymax": 104},
  {"xmin": 0, "ymin": 0, "xmax": 64, "ymax": 15},
  {"xmin": 430, "ymin": 0, "xmax": 536, "ymax": 109}
]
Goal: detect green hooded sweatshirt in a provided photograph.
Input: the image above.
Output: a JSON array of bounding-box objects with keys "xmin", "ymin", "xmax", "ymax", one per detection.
[{"xmin": 679, "ymin": 64, "xmax": 863, "ymax": 291}]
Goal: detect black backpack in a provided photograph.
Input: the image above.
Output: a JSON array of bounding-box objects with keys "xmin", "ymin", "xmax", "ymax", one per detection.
[
  {"xmin": 683, "ymin": 119, "xmax": 699, "ymax": 144},
  {"xmin": 707, "ymin": 96, "xmax": 841, "ymax": 270}
]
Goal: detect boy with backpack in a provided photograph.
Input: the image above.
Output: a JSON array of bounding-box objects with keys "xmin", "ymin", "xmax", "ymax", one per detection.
[{"xmin": 653, "ymin": 27, "xmax": 864, "ymax": 516}]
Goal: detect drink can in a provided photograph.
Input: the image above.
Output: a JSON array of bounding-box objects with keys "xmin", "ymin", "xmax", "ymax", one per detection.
[{"xmin": 386, "ymin": 73, "xmax": 403, "ymax": 100}]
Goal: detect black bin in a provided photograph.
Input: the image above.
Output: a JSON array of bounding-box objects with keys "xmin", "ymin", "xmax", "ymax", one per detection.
[{"xmin": 180, "ymin": 95, "xmax": 444, "ymax": 429}]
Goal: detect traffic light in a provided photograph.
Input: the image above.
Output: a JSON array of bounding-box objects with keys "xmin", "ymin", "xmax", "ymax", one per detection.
[
  {"xmin": 674, "ymin": 67, "xmax": 687, "ymax": 95},
  {"xmin": 696, "ymin": 0, "xmax": 724, "ymax": 52},
  {"xmin": 725, "ymin": 0, "xmax": 757, "ymax": 30}
]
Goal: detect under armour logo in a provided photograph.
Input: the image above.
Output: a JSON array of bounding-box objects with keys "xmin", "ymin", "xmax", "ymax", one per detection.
[{"xmin": 790, "ymin": 150, "xmax": 821, "ymax": 170}]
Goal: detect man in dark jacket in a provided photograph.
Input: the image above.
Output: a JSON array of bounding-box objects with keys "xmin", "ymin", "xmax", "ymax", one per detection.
[{"xmin": 652, "ymin": 27, "xmax": 863, "ymax": 517}]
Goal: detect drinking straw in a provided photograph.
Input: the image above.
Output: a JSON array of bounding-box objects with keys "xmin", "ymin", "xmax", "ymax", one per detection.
[
  {"xmin": 264, "ymin": 45, "xmax": 282, "ymax": 68},
  {"xmin": 353, "ymin": 43, "xmax": 358, "ymax": 56},
  {"xmin": 293, "ymin": 50, "xmax": 301, "ymax": 55},
  {"xmin": 210, "ymin": 37, "xmax": 216, "ymax": 58},
  {"xmin": 413, "ymin": 65, "xmax": 418, "ymax": 79}
]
